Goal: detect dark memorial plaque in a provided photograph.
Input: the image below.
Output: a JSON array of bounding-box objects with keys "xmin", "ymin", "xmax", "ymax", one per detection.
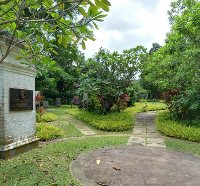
[{"xmin": 10, "ymin": 88, "xmax": 33, "ymax": 111}]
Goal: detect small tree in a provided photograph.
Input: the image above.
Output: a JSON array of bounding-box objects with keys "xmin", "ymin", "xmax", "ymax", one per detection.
[{"xmin": 78, "ymin": 46, "xmax": 147, "ymax": 114}]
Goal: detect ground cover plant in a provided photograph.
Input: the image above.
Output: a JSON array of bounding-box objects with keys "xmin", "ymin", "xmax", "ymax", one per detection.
[
  {"xmin": 36, "ymin": 112, "xmax": 57, "ymax": 123},
  {"xmin": 36, "ymin": 123, "xmax": 64, "ymax": 141},
  {"xmin": 0, "ymin": 136, "xmax": 128, "ymax": 186},
  {"xmin": 66, "ymin": 102, "xmax": 167, "ymax": 131},
  {"xmin": 36, "ymin": 108, "xmax": 83, "ymax": 141},
  {"xmin": 157, "ymin": 111, "xmax": 200, "ymax": 142}
]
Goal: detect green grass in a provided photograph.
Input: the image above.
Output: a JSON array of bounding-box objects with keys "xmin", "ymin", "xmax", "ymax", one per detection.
[
  {"xmin": 165, "ymin": 138, "xmax": 200, "ymax": 156},
  {"xmin": 0, "ymin": 136, "xmax": 129, "ymax": 186},
  {"xmin": 157, "ymin": 111, "xmax": 200, "ymax": 142},
  {"xmin": 66, "ymin": 102, "xmax": 167, "ymax": 132}
]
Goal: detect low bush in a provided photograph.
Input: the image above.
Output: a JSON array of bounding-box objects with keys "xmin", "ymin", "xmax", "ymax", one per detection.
[
  {"xmin": 36, "ymin": 112, "xmax": 57, "ymax": 123},
  {"xmin": 156, "ymin": 111, "xmax": 200, "ymax": 142},
  {"xmin": 36, "ymin": 123, "xmax": 64, "ymax": 141},
  {"xmin": 66, "ymin": 102, "xmax": 167, "ymax": 132}
]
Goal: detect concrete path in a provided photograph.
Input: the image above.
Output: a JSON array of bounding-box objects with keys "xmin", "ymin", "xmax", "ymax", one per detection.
[
  {"xmin": 65, "ymin": 114, "xmax": 96, "ymax": 136},
  {"xmin": 127, "ymin": 111, "xmax": 166, "ymax": 148},
  {"xmin": 71, "ymin": 145, "xmax": 200, "ymax": 186}
]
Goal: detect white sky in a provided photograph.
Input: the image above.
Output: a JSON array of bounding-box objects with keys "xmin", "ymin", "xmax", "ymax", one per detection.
[{"xmin": 81, "ymin": 0, "xmax": 172, "ymax": 58}]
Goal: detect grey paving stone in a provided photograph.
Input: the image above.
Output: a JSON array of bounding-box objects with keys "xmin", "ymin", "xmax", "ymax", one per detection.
[{"xmin": 128, "ymin": 111, "xmax": 166, "ymax": 148}]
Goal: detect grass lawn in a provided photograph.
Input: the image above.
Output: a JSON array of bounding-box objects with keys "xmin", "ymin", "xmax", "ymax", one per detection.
[
  {"xmin": 165, "ymin": 138, "xmax": 200, "ymax": 156},
  {"xmin": 0, "ymin": 136, "xmax": 129, "ymax": 186},
  {"xmin": 65, "ymin": 102, "xmax": 167, "ymax": 132}
]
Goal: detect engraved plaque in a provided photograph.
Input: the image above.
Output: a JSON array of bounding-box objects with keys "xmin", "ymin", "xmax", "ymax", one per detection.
[{"xmin": 10, "ymin": 88, "xmax": 33, "ymax": 111}]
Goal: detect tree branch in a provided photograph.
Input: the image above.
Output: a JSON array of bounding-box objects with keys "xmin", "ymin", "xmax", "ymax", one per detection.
[{"xmin": 0, "ymin": 0, "xmax": 26, "ymax": 63}]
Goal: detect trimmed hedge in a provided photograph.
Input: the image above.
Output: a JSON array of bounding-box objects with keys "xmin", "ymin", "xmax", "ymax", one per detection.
[
  {"xmin": 66, "ymin": 102, "xmax": 167, "ymax": 132},
  {"xmin": 156, "ymin": 111, "xmax": 200, "ymax": 142},
  {"xmin": 36, "ymin": 123, "xmax": 64, "ymax": 141}
]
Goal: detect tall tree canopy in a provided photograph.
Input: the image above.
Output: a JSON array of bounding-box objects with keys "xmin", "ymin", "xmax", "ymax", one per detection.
[
  {"xmin": 36, "ymin": 43, "xmax": 85, "ymax": 103},
  {"xmin": 0, "ymin": 0, "xmax": 111, "ymax": 66},
  {"xmin": 141, "ymin": 0, "xmax": 200, "ymax": 119}
]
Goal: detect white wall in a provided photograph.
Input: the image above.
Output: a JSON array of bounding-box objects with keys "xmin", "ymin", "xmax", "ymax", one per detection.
[{"xmin": 0, "ymin": 44, "xmax": 37, "ymax": 149}]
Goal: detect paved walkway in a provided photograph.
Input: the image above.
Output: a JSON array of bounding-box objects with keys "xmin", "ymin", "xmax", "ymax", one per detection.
[
  {"xmin": 71, "ymin": 145, "xmax": 200, "ymax": 186},
  {"xmin": 65, "ymin": 114, "xmax": 96, "ymax": 136},
  {"xmin": 127, "ymin": 111, "xmax": 166, "ymax": 148}
]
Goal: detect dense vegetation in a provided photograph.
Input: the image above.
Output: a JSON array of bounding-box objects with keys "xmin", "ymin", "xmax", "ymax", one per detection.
[
  {"xmin": 36, "ymin": 0, "xmax": 200, "ymax": 121},
  {"xmin": 141, "ymin": 0, "xmax": 200, "ymax": 120},
  {"xmin": 76, "ymin": 46, "xmax": 147, "ymax": 114},
  {"xmin": 0, "ymin": 0, "xmax": 111, "ymax": 66}
]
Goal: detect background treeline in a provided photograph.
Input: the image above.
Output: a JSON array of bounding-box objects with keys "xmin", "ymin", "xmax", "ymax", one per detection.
[{"xmin": 36, "ymin": 0, "xmax": 200, "ymax": 119}]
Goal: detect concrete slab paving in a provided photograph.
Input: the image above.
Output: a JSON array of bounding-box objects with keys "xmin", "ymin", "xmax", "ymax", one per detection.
[
  {"xmin": 127, "ymin": 111, "xmax": 166, "ymax": 148},
  {"xmin": 65, "ymin": 114, "xmax": 96, "ymax": 136},
  {"xmin": 71, "ymin": 145, "xmax": 200, "ymax": 186}
]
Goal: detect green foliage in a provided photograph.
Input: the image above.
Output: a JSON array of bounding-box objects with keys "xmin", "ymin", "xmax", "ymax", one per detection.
[
  {"xmin": 0, "ymin": 136, "xmax": 128, "ymax": 185},
  {"xmin": 140, "ymin": 0, "xmax": 200, "ymax": 119},
  {"xmin": 36, "ymin": 123, "xmax": 64, "ymax": 141},
  {"xmin": 157, "ymin": 111, "xmax": 200, "ymax": 142},
  {"xmin": 78, "ymin": 46, "xmax": 147, "ymax": 114},
  {"xmin": 37, "ymin": 112, "xmax": 57, "ymax": 123},
  {"xmin": 0, "ymin": 0, "xmax": 111, "ymax": 66},
  {"xmin": 36, "ymin": 44, "xmax": 85, "ymax": 103},
  {"xmin": 140, "ymin": 101, "xmax": 167, "ymax": 112},
  {"xmin": 67, "ymin": 102, "xmax": 167, "ymax": 131},
  {"xmin": 126, "ymin": 81, "xmax": 149, "ymax": 103}
]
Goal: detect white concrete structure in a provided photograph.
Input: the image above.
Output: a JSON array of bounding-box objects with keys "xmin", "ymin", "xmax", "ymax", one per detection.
[{"xmin": 0, "ymin": 37, "xmax": 38, "ymax": 159}]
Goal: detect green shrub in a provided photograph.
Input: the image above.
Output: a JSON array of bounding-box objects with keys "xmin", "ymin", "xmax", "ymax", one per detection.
[
  {"xmin": 37, "ymin": 112, "xmax": 57, "ymax": 122},
  {"xmin": 36, "ymin": 123, "xmax": 64, "ymax": 141},
  {"xmin": 66, "ymin": 102, "xmax": 167, "ymax": 132},
  {"xmin": 157, "ymin": 111, "xmax": 200, "ymax": 142}
]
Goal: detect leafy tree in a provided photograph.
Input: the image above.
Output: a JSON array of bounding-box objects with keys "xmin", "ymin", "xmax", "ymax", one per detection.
[
  {"xmin": 36, "ymin": 43, "xmax": 85, "ymax": 104},
  {"xmin": 78, "ymin": 46, "xmax": 147, "ymax": 114},
  {"xmin": 140, "ymin": 43, "xmax": 162, "ymax": 99},
  {"xmin": 149, "ymin": 43, "xmax": 161, "ymax": 54},
  {"xmin": 141, "ymin": 0, "xmax": 200, "ymax": 119},
  {"xmin": 0, "ymin": 0, "xmax": 111, "ymax": 66}
]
